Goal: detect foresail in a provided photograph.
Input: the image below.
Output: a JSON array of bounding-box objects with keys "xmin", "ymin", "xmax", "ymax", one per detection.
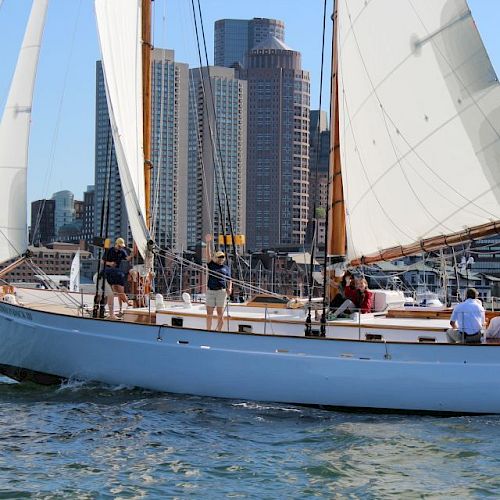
[
  {"xmin": 0, "ymin": 0, "xmax": 48, "ymax": 263},
  {"xmin": 95, "ymin": 0, "xmax": 150, "ymax": 258},
  {"xmin": 337, "ymin": 0, "xmax": 500, "ymax": 263}
]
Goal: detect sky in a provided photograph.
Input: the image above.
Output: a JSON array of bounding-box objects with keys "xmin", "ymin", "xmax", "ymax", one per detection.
[{"xmin": 0, "ymin": 0, "xmax": 499, "ymax": 206}]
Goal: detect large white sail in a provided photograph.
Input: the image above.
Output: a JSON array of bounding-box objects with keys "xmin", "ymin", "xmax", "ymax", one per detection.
[
  {"xmin": 0, "ymin": 0, "xmax": 48, "ymax": 262},
  {"xmin": 336, "ymin": 0, "xmax": 500, "ymax": 262},
  {"xmin": 94, "ymin": 0, "xmax": 150, "ymax": 258}
]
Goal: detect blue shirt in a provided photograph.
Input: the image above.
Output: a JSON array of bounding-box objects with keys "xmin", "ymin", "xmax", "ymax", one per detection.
[
  {"xmin": 450, "ymin": 299, "xmax": 485, "ymax": 334},
  {"xmin": 207, "ymin": 261, "xmax": 231, "ymax": 290},
  {"xmin": 103, "ymin": 247, "xmax": 128, "ymax": 267}
]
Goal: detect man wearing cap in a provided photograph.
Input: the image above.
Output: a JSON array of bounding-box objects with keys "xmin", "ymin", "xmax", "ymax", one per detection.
[
  {"xmin": 205, "ymin": 234, "xmax": 232, "ymax": 331},
  {"xmin": 102, "ymin": 237, "xmax": 131, "ymax": 320}
]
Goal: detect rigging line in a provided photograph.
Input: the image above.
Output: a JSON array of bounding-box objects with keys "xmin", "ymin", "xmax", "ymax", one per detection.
[
  {"xmin": 318, "ymin": 0, "xmax": 331, "ymax": 329},
  {"xmin": 188, "ymin": 72, "xmax": 215, "ymax": 240},
  {"xmin": 153, "ymin": 245, "xmax": 286, "ymax": 298},
  {"xmin": 0, "ymin": 227, "xmax": 24, "ymax": 258},
  {"xmin": 32, "ymin": 0, "xmax": 84, "ymax": 246},
  {"xmin": 189, "ymin": 1, "xmax": 226, "ymax": 244},
  {"xmin": 308, "ymin": 0, "xmax": 329, "ymax": 336},
  {"xmin": 195, "ymin": 0, "xmax": 244, "ymax": 285}
]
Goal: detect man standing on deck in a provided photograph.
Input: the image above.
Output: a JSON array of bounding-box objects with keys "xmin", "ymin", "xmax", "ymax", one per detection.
[
  {"xmin": 447, "ymin": 288, "xmax": 485, "ymax": 343},
  {"xmin": 204, "ymin": 234, "xmax": 232, "ymax": 331}
]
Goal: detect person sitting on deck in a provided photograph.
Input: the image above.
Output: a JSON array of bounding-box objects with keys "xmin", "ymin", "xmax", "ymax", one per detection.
[
  {"xmin": 329, "ymin": 271, "xmax": 357, "ymax": 319},
  {"xmin": 447, "ymin": 288, "xmax": 485, "ymax": 344},
  {"xmin": 329, "ymin": 271, "xmax": 354, "ymax": 308},
  {"xmin": 355, "ymin": 278, "xmax": 374, "ymax": 314}
]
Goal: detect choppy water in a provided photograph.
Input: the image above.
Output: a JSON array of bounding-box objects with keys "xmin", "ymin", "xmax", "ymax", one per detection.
[{"xmin": 1, "ymin": 376, "xmax": 500, "ymax": 498}]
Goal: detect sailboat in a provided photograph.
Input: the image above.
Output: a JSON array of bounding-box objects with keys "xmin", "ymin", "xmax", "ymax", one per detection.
[{"xmin": 1, "ymin": 0, "xmax": 500, "ymax": 414}]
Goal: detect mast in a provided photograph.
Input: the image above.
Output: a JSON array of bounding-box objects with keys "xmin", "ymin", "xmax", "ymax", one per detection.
[
  {"xmin": 326, "ymin": 0, "xmax": 346, "ymax": 299},
  {"xmin": 142, "ymin": 0, "xmax": 153, "ymax": 230}
]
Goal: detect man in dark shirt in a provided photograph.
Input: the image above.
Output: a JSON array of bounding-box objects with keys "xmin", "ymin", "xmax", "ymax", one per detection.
[
  {"xmin": 102, "ymin": 237, "xmax": 131, "ymax": 319},
  {"xmin": 204, "ymin": 234, "xmax": 232, "ymax": 331}
]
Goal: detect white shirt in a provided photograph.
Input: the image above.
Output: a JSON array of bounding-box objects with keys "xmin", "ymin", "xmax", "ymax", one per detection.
[
  {"xmin": 450, "ymin": 298, "xmax": 485, "ymax": 334},
  {"xmin": 486, "ymin": 316, "xmax": 500, "ymax": 339}
]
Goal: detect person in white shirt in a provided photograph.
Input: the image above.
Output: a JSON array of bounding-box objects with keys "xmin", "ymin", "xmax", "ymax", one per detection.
[{"xmin": 447, "ymin": 288, "xmax": 485, "ymax": 343}]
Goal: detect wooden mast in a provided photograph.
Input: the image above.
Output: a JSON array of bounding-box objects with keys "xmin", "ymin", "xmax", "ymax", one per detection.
[
  {"xmin": 327, "ymin": 1, "xmax": 346, "ymax": 296},
  {"xmin": 142, "ymin": 0, "xmax": 153, "ymax": 230}
]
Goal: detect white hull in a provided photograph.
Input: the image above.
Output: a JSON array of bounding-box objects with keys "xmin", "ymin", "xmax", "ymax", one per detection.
[{"xmin": 1, "ymin": 301, "xmax": 500, "ymax": 414}]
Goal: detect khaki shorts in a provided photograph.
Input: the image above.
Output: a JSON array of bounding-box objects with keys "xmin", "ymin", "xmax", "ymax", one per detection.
[{"xmin": 206, "ymin": 288, "xmax": 227, "ymax": 308}]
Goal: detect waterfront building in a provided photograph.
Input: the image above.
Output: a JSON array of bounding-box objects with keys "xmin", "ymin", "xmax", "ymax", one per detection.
[
  {"xmin": 187, "ymin": 66, "xmax": 247, "ymax": 247},
  {"xmin": 242, "ymin": 37, "xmax": 310, "ymax": 250},
  {"xmin": 0, "ymin": 243, "xmax": 91, "ymax": 284},
  {"xmin": 214, "ymin": 18, "xmax": 285, "ymax": 68}
]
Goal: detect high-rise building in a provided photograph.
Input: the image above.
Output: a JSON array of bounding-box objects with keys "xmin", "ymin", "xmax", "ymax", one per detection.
[
  {"xmin": 150, "ymin": 48, "xmax": 189, "ymax": 251},
  {"xmin": 52, "ymin": 190, "xmax": 74, "ymax": 236},
  {"xmin": 82, "ymin": 185, "xmax": 95, "ymax": 247},
  {"xmin": 242, "ymin": 37, "xmax": 310, "ymax": 250},
  {"xmin": 94, "ymin": 61, "xmax": 127, "ymax": 248},
  {"xmin": 308, "ymin": 110, "xmax": 330, "ymax": 244},
  {"xmin": 187, "ymin": 66, "xmax": 247, "ymax": 247},
  {"xmin": 94, "ymin": 50, "xmax": 189, "ymax": 252},
  {"xmin": 30, "ymin": 199, "xmax": 55, "ymax": 246},
  {"xmin": 214, "ymin": 18, "xmax": 285, "ymax": 68}
]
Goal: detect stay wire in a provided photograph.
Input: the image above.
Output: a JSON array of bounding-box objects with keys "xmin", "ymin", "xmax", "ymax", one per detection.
[{"xmin": 194, "ymin": 0, "xmax": 245, "ymax": 289}]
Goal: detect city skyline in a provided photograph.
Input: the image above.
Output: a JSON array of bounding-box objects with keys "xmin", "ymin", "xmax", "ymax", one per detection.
[{"xmin": 0, "ymin": 0, "xmax": 499, "ymax": 208}]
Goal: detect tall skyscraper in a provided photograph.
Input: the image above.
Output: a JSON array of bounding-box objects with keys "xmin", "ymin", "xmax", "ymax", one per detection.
[
  {"xmin": 94, "ymin": 50, "xmax": 189, "ymax": 251},
  {"xmin": 30, "ymin": 199, "xmax": 55, "ymax": 246},
  {"xmin": 242, "ymin": 37, "xmax": 310, "ymax": 250},
  {"xmin": 150, "ymin": 48, "xmax": 189, "ymax": 251},
  {"xmin": 308, "ymin": 110, "xmax": 330, "ymax": 245},
  {"xmin": 187, "ymin": 66, "xmax": 247, "ymax": 247},
  {"xmin": 82, "ymin": 185, "xmax": 95, "ymax": 247},
  {"xmin": 94, "ymin": 61, "xmax": 124, "ymax": 246},
  {"xmin": 214, "ymin": 18, "xmax": 285, "ymax": 68}
]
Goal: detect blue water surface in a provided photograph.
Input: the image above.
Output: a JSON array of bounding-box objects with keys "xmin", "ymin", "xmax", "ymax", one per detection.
[{"xmin": 0, "ymin": 376, "xmax": 499, "ymax": 498}]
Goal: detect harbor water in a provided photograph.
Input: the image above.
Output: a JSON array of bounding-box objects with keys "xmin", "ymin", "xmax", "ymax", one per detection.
[{"xmin": 1, "ymin": 376, "xmax": 500, "ymax": 498}]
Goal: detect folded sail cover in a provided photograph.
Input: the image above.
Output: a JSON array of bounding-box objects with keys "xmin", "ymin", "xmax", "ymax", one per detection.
[
  {"xmin": 0, "ymin": 0, "xmax": 48, "ymax": 262},
  {"xmin": 95, "ymin": 0, "xmax": 150, "ymax": 258},
  {"xmin": 337, "ymin": 0, "xmax": 500, "ymax": 262}
]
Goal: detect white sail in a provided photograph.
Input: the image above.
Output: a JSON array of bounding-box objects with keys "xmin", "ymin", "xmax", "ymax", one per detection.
[
  {"xmin": 0, "ymin": 0, "xmax": 48, "ymax": 262},
  {"xmin": 94, "ymin": 0, "xmax": 150, "ymax": 258},
  {"xmin": 69, "ymin": 249, "xmax": 80, "ymax": 292},
  {"xmin": 337, "ymin": 0, "xmax": 500, "ymax": 262}
]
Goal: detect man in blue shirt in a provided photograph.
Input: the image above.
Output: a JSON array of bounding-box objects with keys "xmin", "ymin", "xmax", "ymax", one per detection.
[
  {"xmin": 447, "ymin": 288, "xmax": 485, "ymax": 343},
  {"xmin": 204, "ymin": 234, "xmax": 232, "ymax": 331}
]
